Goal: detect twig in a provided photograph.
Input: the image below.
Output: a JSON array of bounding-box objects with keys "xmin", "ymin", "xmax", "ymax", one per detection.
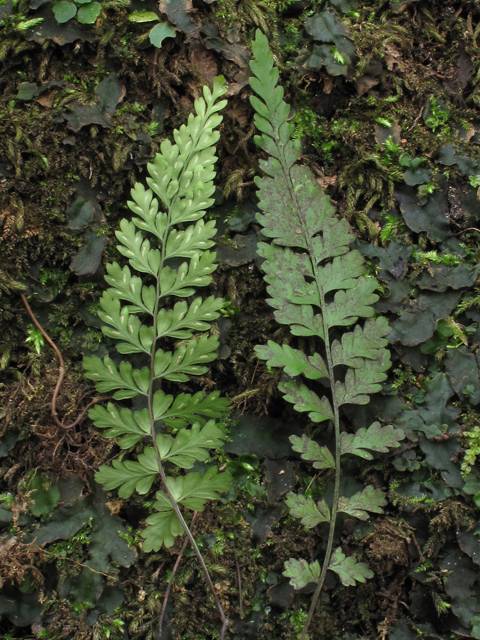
[
  {"xmin": 410, "ymin": 531, "xmax": 424, "ymax": 564},
  {"xmin": 152, "ymin": 49, "xmax": 159, "ymax": 81},
  {"xmin": 305, "ymin": 472, "xmax": 320, "ymax": 494},
  {"xmin": 233, "ymin": 544, "xmax": 243, "ymax": 619},
  {"xmin": 250, "ymin": 358, "xmax": 259, "ymax": 385},
  {"xmin": 52, "ymin": 434, "xmax": 67, "ymax": 458},
  {"xmin": 228, "ymin": 388, "xmax": 261, "ymax": 404},
  {"xmin": 159, "ymin": 512, "xmax": 199, "ymax": 636},
  {"xmin": 7, "ymin": 273, "xmax": 102, "ymax": 431},
  {"xmin": 453, "ymin": 227, "xmax": 480, "ymax": 236},
  {"xmin": 408, "ymin": 105, "xmax": 424, "ymax": 131},
  {"xmin": 43, "ymin": 550, "xmax": 116, "ymax": 578}
]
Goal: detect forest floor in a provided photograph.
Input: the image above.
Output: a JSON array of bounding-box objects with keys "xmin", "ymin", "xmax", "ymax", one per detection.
[{"xmin": 1, "ymin": 0, "xmax": 480, "ymax": 639}]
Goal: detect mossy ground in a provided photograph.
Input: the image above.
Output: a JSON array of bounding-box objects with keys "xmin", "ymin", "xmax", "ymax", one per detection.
[{"xmin": 1, "ymin": 0, "xmax": 480, "ymax": 638}]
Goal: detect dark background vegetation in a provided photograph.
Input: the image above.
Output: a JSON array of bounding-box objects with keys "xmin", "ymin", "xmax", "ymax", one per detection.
[{"xmin": 1, "ymin": 0, "xmax": 480, "ymax": 638}]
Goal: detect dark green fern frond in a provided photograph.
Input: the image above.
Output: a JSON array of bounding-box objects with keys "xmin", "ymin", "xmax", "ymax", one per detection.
[{"xmin": 249, "ymin": 30, "xmax": 404, "ymax": 640}]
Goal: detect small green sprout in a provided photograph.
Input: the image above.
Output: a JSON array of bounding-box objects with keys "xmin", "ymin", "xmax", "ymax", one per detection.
[
  {"xmin": 375, "ymin": 117, "xmax": 392, "ymax": 128},
  {"xmin": 381, "ymin": 136, "xmax": 402, "ymax": 165},
  {"xmin": 379, "ymin": 214, "xmax": 408, "ymax": 243},
  {"xmin": 417, "ymin": 183, "xmax": 435, "ymax": 198},
  {"xmin": 384, "ymin": 136, "xmax": 401, "ymax": 155},
  {"xmin": 16, "ymin": 17, "xmax": 44, "ymax": 31},
  {"xmin": 330, "ymin": 46, "xmax": 344, "ymax": 64},
  {"xmin": 220, "ymin": 299, "xmax": 239, "ymax": 318},
  {"xmin": 425, "ymin": 96, "xmax": 450, "ymax": 132},
  {"xmin": 25, "ymin": 326, "xmax": 45, "ymax": 354}
]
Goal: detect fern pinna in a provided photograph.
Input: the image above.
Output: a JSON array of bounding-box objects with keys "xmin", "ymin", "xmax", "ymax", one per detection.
[
  {"xmin": 249, "ymin": 31, "xmax": 405, "ymax": 639},
  {"xmin": 82, "ymin": 77, "xmax": 231, "ymax": 636}
]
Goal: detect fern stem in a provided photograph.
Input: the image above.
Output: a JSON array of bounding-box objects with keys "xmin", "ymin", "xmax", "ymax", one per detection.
[
  {"xmin": 145, "ymin": 105, "xmax": 228, "ymax": 639},
  {"xmin": 299, "ymin": 287, "xmax": 341, "ymax": 640},
  {"xmin": 149, "ymin": 433, "xmax": 227, "ymax": 639},
  {"xmin": 300, "ymin": 462, "xmax": 339, "ymax": 640}
]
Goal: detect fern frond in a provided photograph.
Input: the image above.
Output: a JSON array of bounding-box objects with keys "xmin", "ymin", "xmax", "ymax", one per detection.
[
  {"xmin": 249, "ymin": 31, "xmax": 404, "ymax": 639},
  {"xmin": 83, "ymin": 77, "xmax": 231, "ymax": 637}
]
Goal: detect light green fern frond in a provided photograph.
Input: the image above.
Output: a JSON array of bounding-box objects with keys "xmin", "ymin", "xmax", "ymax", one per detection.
[{"xmin": 83, "ymin": 77, "xmax": 231, "ymax": 554}]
